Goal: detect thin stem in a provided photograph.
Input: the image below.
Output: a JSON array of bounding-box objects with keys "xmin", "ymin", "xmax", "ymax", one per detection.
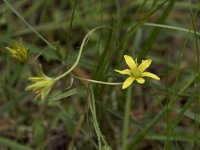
[
  {"xmin": 122, "ymin": 85, "xmax": 132, "ymax": 150},
  {"xmin": 54, "ymin": 25, "xmax": 113, "ymax": 81},
  {"xmin": 3, "ymin": 0, "xmax": 56, "ymax": 50},
  {"xmin": 144, "ymin": 22, "xmax": 200, "ymax": 36},
  {"xmin": 73, "ymin": 75, "xmax": 122, "ymax": 85}
]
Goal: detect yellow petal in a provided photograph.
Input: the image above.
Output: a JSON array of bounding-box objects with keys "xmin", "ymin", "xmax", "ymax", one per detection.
[
  {"xmin": 136, "ymin": 78, "xmax": 145, "ymax": 84},
  {"xmin": 122, "ymin": 77, "xmax": 135, "ymax": 89},
  {"xmin": 124, "ymin": 55, "xmax": 136, "ymax": 70},
  {"xmin": 41, "ymin": 86, "xmax": 52, "ymax": 100},
  {"xmin": 142, "ymin": 72, "xmax": 160, "ymax": 80},
  {"xmin": 28, "ymin": 77, "xmax": 45, "ymax": 82},
  {"xmin": 25, "ymin": 80, "xmax": 50, "ymax": 91},
  {"xmin": 138, "ymin": 59, "xmax": 152, "ymax": 72},
  {"xmin": 115, "ymin": 69, "xmax": 131, "ymax": 75}
]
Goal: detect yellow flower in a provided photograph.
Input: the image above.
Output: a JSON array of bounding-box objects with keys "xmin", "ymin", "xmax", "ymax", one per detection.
[
  {"xmin": 115, "ymin": 55, "xmax": 160, "ymax": 89},
  {"xmin": 26, "ymin": 67, "xmax": 55, "ymax": 100},
  {"xmin": 5, "ymin": 40, "xmax": 29, "ymax": 63}
]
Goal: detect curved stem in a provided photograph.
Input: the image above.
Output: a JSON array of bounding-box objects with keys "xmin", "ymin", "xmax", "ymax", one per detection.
[
  {"xmin": 54, "ymin": 25, "xmax": 113, "ymax": 81},
  {"xmin": 73, "ymin": 75, "xmax": 122, "ymax": 85}
]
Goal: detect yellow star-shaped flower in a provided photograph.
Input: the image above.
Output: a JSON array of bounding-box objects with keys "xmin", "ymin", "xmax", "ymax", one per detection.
[
  {"xmin": 26, "ymin": 75, "xmax": 55, "ymax": 100},
  {"xmin": 115, "ymin": 55, "xmax": 160, "ymax": 89},
  {"xmin": 25, "ymin": 66, "xmax": 55, "ymax": 100}
]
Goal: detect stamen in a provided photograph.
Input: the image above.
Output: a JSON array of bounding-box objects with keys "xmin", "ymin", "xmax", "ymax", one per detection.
[{"xmin": 131, "ymin": 68, "xmax": 141, "ymax": 78}]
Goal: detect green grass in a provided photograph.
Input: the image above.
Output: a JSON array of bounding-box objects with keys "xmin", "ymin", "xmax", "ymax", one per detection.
[{"xmin": 0, "ymin": 0, "xmax": 200, "ymax": 149}]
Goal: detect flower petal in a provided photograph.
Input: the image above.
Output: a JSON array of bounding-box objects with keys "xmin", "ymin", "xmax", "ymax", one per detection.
[
  {"xmin": 28, "ymin": 77, "xmax": 45, "ymax": 82},
  {"xmin": 136, "ymin": 78, "xmax": 145, "ymax": 84},
  {"xmin": 142, "ymin": 72, "xmax": 160, "ymax": 80},
  {"xmin": 115, "ymin": 69, "xmax": 131, "ymax": 75},
  {"xmin": 124, "ymin": 55, "xmax": 136, "ymax": 70},
  {"xmin": 122, "ymin": 77, "xmax": 135, "ymax": 89},
  {"xmin": 138, "ymin": 59, "xmax": 152, "ymax": 72},
  {"xmin": 41, "ymin": 86, "xmax": 52, "ymax": 100}
]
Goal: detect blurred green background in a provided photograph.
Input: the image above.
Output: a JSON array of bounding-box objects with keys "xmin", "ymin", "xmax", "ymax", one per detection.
[{"xmin": 0, "ymin": 0, "xmax": 200, "ymax": 150}]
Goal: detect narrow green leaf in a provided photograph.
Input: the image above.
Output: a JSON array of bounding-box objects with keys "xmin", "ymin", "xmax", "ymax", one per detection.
[
  {"xmin": 138, "ymin": 0, "xmax": 177, "ymax": 62},
  {"xmin": 145, "ymin": 134, "xmax": 200, "ymax": 143},
  {"xmin": 48, "ymin": 87, "xmax": 83, "ymax": 101},
  {"xmin": 0, "ymin": 137, "xmax": 33, "ymax": 150}
]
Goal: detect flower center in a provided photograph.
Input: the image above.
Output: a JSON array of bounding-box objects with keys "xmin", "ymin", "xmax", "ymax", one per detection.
[{"xmin": 131, "ymin": 68, "xmax": 141, "ymax": 78}]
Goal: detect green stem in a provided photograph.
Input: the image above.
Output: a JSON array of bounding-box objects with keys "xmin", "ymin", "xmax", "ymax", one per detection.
[
  {"xmin": 73, "ymin": 75, "xmax": 122, "ymax": 85},
  {"xmin": 3, "ymin": 0, "xmax": 56, "ymax": 50},
  {"xmin": 143, "ymin": 22, "xmax": 200, "ymax": 36},
  {"xmin": 54, "ymin": 25, "xmax": 113, "ymax": 81},
  {"xmin": 122, "ymin": 85, "xmax": 132, "ymax": 150}
]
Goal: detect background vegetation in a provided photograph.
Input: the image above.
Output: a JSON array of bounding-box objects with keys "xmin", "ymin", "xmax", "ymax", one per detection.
[{"xmin": 0, "ymin": 0, "xmax": 200, "ymax": 149}]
